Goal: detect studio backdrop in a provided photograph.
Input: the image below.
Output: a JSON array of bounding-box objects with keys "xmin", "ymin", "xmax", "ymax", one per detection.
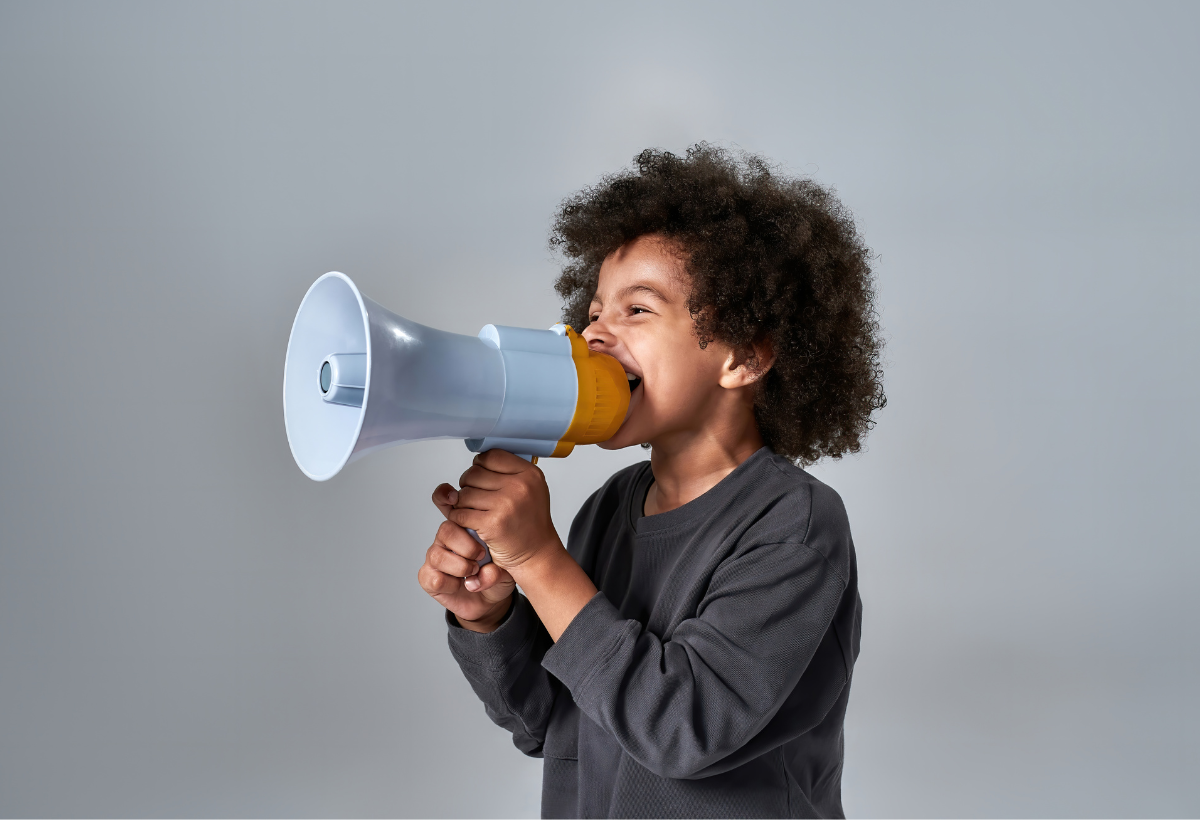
[{"xmin": 1, "ymin": 1, "xmax": 1196, "ymax": 817}]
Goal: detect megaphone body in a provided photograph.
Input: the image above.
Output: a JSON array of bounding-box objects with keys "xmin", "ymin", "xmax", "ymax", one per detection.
[{"xmin": 283, "ymin": 272, "xmax": 630, "ymax": 560}]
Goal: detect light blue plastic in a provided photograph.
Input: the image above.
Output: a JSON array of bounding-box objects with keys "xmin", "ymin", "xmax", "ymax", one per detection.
[
  {"xmin": 320, "ymin": 352, "xmax": 367, "ymax": 407},
  {"xmin": 283, "ymin": 272, "xmax": 507, "ymax": 481},
  {"xmin": 475, "ymin": 323, "xmax": 577, "ymax": 444}
]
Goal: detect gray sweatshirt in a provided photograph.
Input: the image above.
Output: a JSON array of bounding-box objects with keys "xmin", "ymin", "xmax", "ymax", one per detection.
[{"xmin": 445, "ymin": 447, "xmax": 862, "ymax": 818}]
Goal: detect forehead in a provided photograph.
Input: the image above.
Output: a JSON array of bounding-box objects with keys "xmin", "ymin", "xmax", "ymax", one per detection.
[{"xmin": 592, "ymin": 236, "xmax": 688, "ymax": 302}]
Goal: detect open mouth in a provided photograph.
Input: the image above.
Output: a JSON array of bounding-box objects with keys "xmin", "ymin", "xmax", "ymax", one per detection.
[{"xmin": 626, "ymin": 372, "xmax": 642, "ymax": 393}]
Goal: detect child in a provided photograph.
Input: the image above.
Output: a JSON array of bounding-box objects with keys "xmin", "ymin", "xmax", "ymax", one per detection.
[{"xmin": 416, "ymin": 145, "xmax": 885, "ymax": 819}]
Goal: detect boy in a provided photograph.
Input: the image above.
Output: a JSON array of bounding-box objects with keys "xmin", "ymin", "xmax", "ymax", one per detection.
[{"xmin": 416, "ymin": 145, "xmax": 885, "ymax": 818}]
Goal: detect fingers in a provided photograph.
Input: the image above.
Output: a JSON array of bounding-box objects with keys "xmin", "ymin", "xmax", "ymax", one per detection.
[
  {"xmin": 417, "ymin": 557, "xmax": 462, "ymax": 597},
  {"xmin": 434, "ymin": 520, "xmax": 485, "ymax": 561},
  {"xmin": 425, "ymin": 538, "xmax": 480, "ymax": 579},
  {"xmin": 472, "ymin": 449, "xmax": 533, "ymax": 476},
  {"xmin": 474, "ymin": 449, "xmax": 530, "ymax": 473},
  {"xmin": 418, "ymin": 539, "xmax": 514, "ymax": 602},
  {"xmin": 468, "ymin": 562, "xmax": 513, "ymax": 593},
  {"xmin": 431, "ymin": 483, "xmax": 459, "ymax": 518},
  {"xmin": 446, "ymin": 505, "xmax": 487, "ymax": 534},
  {"xmin": 453, "ymin": 485, "xmax": 497, "ymax": 512},
  {"xmin": 458, "ymin": 464, "xmax": 507, "ymax": 492}
]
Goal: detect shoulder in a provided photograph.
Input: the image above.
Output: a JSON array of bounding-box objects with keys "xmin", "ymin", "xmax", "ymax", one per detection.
[{"xmin": 740, "ymin": 450, "xmax": 854, "ymax": 583}]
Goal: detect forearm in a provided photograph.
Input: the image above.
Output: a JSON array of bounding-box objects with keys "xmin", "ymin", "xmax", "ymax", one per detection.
[
  {"xmin": 445, "ymin": 594, "xmax": 559, "ymax": 757},
  {"xmin": 534, "ymin": 542, "xmax": 849, "ymax": 778},
  {"xmin": 508, "ymin": 541, "xmax": 598, "ymax": 642}
]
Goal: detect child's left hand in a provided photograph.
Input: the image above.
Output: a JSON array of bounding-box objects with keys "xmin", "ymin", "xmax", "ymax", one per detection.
[{"xmin": 433, "ymin": 449, "xmax": 564, "ymax": 571}]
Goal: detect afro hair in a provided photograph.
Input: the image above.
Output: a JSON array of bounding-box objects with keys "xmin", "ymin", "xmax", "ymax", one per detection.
[{"xmin": 551, "ymin": 144, "xmax": 886, "ymax": 464}]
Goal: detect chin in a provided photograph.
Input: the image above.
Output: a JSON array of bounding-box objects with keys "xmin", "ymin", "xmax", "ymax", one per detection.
[
  {"xmin": 600, "ymin": 398, "xmax": 645, "ymax": 451},
  {"xmin": 598, "ymin": 430, "xmax": 641, "ymax": 450}
]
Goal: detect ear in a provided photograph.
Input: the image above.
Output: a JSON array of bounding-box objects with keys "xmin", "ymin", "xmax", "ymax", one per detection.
[{"xmin": 717, "ymin": 337, "xmax": 776, "ymax": 389}]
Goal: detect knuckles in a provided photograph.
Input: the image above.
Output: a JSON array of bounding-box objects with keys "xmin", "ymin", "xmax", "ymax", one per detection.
[
  {"xmin": 432, "ymin": 456, "xmax": 552, "ymax": 567},
  {"xmin": 420, "ymin": 566, "xmax": 442, "ymax": 592}
]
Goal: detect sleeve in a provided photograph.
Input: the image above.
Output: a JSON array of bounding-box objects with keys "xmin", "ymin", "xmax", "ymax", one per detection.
[
  {"xmin": 539, "ymin": 537, "xmax": 847, "ymax": 779},
  {"xmin": 445, "ymin": 592, "xmax": 560, "ymax": 757}
]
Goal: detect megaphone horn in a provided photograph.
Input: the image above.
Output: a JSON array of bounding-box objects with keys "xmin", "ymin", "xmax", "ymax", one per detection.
[{"xmin": 283, "ymin": 270, "xmax": 631, "ymax": 513}]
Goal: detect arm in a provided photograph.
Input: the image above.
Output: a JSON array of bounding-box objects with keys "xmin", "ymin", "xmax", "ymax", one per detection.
[
  {"xmin": 535, "ymin": 539, "xmax": 848, "ymax": 779},
  {"xmin": 443, "ymin": 450, "xmax": 849, "ymax": 776},
  {"xmin": 444, "ymin": 592, "xmax": 561, "ymax": 757},
  {"xmin": 442, "ymin": 451, "xmax": 599, "ymax": 642},
  {"xmin": 419, "ymin": 487, "xmax": 560, "ymax": 757}
]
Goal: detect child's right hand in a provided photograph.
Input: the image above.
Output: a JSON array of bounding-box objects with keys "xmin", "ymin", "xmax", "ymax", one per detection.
[{"xmin": 417, "ymin": 484, "xmax": 516, "ymax": 632}]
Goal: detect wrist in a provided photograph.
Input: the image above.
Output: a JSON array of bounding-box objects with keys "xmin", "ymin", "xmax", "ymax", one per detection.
[
  {"xmin": 508, "ymin": 543, "xmax": 598, "ymax": 643},
  {"xmin": 455, "ymin": 594, "xmax": 513, "ymax": 633},
  {"xmin": 507, "ymin": 539, "xmax": 570, "ymax": 589}
]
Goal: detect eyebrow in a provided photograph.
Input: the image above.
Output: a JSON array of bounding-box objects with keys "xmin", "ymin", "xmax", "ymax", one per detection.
[{"xmin": 591, "ymin": 283, "xmax": 671, "ymax": 307}]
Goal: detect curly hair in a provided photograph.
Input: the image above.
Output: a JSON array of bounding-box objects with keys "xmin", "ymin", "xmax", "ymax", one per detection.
[{"xmin": 550, "ymin": 144, "xmax": 886, "ymax": 465}]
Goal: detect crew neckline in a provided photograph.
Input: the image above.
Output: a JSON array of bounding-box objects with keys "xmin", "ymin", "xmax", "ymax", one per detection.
[{"xmin": 628, "ymin": 446, "xmax": 773, "ymax": 535}]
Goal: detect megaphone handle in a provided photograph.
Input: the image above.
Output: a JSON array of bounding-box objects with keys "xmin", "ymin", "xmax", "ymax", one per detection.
[
  {"xmin": 468, "ymin": 528, "xmax": 493, "ymax": 567},
  {"xmin": 467, "ymin": 451, "xmax": 536, "ymax": 569}
]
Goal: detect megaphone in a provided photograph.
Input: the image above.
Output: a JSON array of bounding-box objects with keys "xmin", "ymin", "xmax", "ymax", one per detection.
[{"xmin": 283, "ymin": 272, "xmax": 630, "ymax": 559}]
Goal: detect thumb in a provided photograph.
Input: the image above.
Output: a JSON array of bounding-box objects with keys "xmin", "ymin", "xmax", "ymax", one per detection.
[
  {"xmin": 467, "ymin": 562, "xmax": 514, "ymax": 596},
  {"xmin": 431, "ymin": 483, "xmax": 459, "ymax": 519}
]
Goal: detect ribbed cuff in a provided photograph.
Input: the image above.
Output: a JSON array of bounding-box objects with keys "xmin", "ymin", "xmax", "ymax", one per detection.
[
  {"xmin": 445, "ymin": 593, "xmax": 537, "ymax": 669},
  {"xmin": 540, "ymin": 591, "xmax": 632, "ymax": 694}
]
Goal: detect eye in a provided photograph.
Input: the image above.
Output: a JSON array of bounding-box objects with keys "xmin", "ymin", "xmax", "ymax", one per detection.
[
  {"xmin": 589, "ymin": 313, "xmax": 600, "ymax": 322},
  {"xmin": 630, "ymin": 305, "xmax": 650, "ymax": 315}
]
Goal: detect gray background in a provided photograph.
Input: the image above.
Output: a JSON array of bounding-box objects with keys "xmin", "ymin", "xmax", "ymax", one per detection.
[{"xmin": 1, "ymin": 1, "xmax": 1196, "ymax": 816}]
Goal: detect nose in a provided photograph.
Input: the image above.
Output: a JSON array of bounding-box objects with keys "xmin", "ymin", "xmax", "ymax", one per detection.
[{"xmin": 582, "ymin": 312, "xmax": 613, "ymax": 351}]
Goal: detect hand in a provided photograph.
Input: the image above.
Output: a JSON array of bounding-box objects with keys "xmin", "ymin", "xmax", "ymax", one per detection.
[
  {"xmin": 417, "ymin": 509, "xmax": 515, "ymax": 633},
  {"xmin": 439, "ymin": 450, "xmax": 564, "ymax": 572},
  {"xmin": 430, "ymin": 450, "xmax": 597, "ymax": 644}
]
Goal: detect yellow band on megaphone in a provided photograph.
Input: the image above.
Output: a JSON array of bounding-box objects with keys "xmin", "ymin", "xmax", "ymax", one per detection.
[{"xmin": 550, "ymin": 326, "xmax": 632, "ymax": 458}]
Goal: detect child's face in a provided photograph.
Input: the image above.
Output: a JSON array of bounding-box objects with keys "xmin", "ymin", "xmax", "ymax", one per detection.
[{"xmin": 583, "ymin": 235, "xmax": 747, "ymax": 451}]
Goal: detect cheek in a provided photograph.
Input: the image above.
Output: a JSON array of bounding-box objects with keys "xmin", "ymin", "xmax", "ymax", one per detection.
[{"xmin": 643, "ymin": 355, "xmax": 717, "ymax": 411}]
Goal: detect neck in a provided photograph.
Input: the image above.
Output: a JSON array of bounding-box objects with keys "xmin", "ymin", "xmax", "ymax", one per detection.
[{"xmin": 645, "ymin": 399, "xmax": 764, "ymax": 516}]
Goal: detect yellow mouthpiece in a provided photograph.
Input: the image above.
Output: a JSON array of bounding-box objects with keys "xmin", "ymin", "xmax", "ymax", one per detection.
[{"xmin": 550, "ymin": 326, "xmax": 632, "ymax": 458}]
